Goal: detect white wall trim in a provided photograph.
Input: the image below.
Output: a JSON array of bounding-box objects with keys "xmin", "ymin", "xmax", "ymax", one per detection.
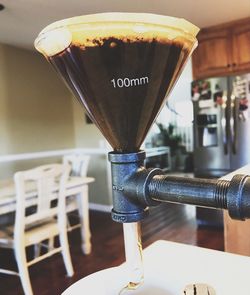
[
  {"xmin": 0, "ymin": 148, "xmax": 110, "ymax": 163},
  {"xmin": 89, "ymin": 202, "xmax": 112, "ymax": 213},
  {"xmin": 0, "ymin": 149, "xmax": 76, "ymax": 163}
]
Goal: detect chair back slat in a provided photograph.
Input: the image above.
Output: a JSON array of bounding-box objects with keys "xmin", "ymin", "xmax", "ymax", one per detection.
[{"xmin": 37, "ymin": 176, "xmax": 56, "ymax": 214}]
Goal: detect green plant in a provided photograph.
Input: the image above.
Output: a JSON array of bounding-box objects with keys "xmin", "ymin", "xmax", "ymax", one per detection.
[{"xmin": 156, "ymin": 123, "xmax": 181, "ymax": 152}]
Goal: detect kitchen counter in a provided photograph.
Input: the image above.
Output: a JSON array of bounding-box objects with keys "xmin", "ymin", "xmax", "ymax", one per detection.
[
  {"xmin": 145, "ymin": 146, "xmax": 170, "ymax": 157},
  {"xmin": 221, "ymin": 164, "xmax": 250, "ymax": 181},
  {"xmin": 145, "ymin": 146, "xmax": 171, "ymax": 172}
]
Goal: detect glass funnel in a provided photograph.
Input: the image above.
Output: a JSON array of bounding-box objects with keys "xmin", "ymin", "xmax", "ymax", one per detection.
[{"xmin": 35, "ymin": 13, "xmax": 199, "ymax": 153}]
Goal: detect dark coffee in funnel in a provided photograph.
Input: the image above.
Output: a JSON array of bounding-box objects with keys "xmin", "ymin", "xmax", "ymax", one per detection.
[{"xmin": 49, "ymin": 37, "xmax": 188, "ymax": 152}]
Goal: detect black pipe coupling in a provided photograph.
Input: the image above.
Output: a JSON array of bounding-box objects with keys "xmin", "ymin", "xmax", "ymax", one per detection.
[
  {"xmin": 109, "ymin": 151, "xmax": 250, "ymax": 223},
  {"xmin": 226, "ymin": 174, "xmax": 250, "ymax": 220}
]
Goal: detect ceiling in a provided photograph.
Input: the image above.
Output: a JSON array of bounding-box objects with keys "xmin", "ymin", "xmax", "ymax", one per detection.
[{"xmin": 0, "ymin": 0, "xmax": 249, "ymax": 50}]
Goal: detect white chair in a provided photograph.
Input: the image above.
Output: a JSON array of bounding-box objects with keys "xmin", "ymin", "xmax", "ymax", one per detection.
[
  {"xmin": 63, "ymin": 154, "xmax": 93, "ymax": 254},
  {"xmin": 0, "ymin": 164, "xmax": 74, "ymax": 295}
]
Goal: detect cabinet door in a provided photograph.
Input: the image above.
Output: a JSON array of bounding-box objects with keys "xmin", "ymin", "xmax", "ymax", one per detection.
[
  {"xmin": 224, "ymin": 212, "xmax": 250, "ymax": 255},
  {"xmin": 192, "ymin": 29, "xmax": 232, "ymax": 79},
  {"xmin": 232, "ymin": 21, "xmax": 250, "ymax": 72}
]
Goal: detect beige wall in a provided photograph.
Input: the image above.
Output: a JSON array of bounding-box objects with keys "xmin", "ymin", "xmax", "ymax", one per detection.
[
  {"xmin": 72, "ymin": 98, "xmax": 105, "ymax": 149},
  {"xmin": 0, "ymin": 44, "xmax": 75, "ymax": 178},
  {"xmin": 0, "ymin": 44, "xmax": 10, "ymax": 155}
]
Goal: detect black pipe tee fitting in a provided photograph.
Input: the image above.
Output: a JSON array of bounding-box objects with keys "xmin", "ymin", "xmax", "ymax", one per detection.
[{"xmin": 108, "ymin": 151, "xmax": 149, "ymax": 223}]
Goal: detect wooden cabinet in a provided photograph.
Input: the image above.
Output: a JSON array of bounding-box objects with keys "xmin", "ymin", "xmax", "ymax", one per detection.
[
  {"xmin": 192, "ymin": 18, "xmax": 250, "ymax": 79},
  {"xmin": 231, "ymin": 20, "xmax": 250, "ymax": 72},
  {"xmin": 224, "ymin": 211, "xmax": 250, "ymax": 256}
]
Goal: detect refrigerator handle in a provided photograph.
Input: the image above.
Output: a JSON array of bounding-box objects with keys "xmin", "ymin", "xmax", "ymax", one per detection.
[
  {"xmin": 222, "ymin": 104, "xmax": 228, "ymax": 155},
  {"xmin": 230, "ymin": 95, "xmax": 237, "ymax": 154}
]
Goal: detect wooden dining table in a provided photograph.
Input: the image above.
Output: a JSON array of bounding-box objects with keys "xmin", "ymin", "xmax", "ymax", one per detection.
[{"xmin": 0, "ymin": 176, "xmax": 95, "ymax": 254}]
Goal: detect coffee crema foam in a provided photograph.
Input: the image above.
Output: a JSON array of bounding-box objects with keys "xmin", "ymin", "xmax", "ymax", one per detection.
[{"xmin": 35, "ymin": 13, "xmax": 199, "ymax": 57}]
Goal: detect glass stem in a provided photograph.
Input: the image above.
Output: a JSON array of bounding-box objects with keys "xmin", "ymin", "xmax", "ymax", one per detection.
[{"xmin": 123, "ymin": 222, "xmax": 144, "ymax": 290}]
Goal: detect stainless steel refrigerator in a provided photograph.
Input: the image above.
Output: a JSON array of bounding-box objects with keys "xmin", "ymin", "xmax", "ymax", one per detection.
[
  {"xmin": 192, "ymin": 74, "xmax": 250, "ymax": 226},
  {"xmin": 192, "ymin": 74, "xmax": 250, "ymax": 178}
]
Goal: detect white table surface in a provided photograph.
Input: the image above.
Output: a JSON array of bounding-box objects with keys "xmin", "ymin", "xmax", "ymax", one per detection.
[{"xmin": 63, "ymin": 240, "xmax": 250, "ymax": 295}]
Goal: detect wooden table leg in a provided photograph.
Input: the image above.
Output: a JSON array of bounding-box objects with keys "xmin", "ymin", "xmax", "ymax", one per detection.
[{"xmin": 77, "ymin": 185, "xmax": 92, "ymax": 254}]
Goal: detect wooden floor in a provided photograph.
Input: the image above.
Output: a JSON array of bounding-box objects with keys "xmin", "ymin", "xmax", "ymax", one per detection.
[{"xmin": 0, "ymin": 203, "xmax": 224, "ymax": 295}]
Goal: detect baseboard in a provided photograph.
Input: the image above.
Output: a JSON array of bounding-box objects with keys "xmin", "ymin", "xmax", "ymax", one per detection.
[{"xmin": 89, "ymin": 202, "xmax": 112, "ymax": 213}]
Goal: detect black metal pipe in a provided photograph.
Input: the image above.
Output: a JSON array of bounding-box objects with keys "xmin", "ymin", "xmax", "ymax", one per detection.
[
  {"xmin": 148, "ymin": 175, "xmax": 229, "ymax": 209},
  {"xmin": 145, "ymin": 173, "xmax": 250, "ymax": 221}
]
